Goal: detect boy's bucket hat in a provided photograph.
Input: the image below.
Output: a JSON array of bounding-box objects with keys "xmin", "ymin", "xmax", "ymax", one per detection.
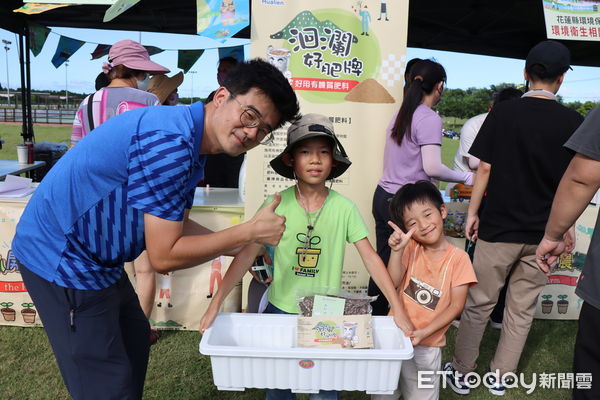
[
  {"xmin": 148, "ymin": 72, "xmax": 184, "ymax": 104},
  {"xmin": 108, "ymin": 40, "xmax": 170, "ymax": 75},
  {"xmin": 270, "ymin": 113, "xmax": 351, "ymax": 180},
  {"xmin": 525, "ymin": 40, "xmax": 572, "ymax": 77}
]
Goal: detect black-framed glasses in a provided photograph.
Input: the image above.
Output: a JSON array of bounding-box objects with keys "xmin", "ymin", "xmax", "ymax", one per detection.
[{"xmin": 232, "ymin": 97, "xmax": 274, "ymax": 145}]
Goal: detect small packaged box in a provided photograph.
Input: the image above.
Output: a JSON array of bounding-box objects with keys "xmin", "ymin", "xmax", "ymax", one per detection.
[{"xmin": 297, "ymin": 314, "xmax": 373, "ymax": 349}]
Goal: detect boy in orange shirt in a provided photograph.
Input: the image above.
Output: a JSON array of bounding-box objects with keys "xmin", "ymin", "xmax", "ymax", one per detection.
[{"xmin": 373, "ymin": 181, "xmax": 477, "ymax": 400}]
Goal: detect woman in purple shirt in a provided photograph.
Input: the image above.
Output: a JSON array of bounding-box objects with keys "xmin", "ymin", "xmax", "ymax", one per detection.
[{"xmin": 369, "ymin": 59, "xmax": 474, "ymax": 315}]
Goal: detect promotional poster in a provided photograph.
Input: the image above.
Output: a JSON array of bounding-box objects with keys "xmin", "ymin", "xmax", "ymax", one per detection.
[{"xmin": 244, "ymin": 0, "xmax": 410, "ymax": 305}]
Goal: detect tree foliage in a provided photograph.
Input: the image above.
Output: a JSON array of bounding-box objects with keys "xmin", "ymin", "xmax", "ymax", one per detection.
[
  {"xmin": 435, "ymin": 82, "xmax": 597, "ymax": 118},
  {"xmin": 563, "ymin": 100, "xmax": 597, "ymax": 117},
  {"xmin": 436, "ymin": 87, "xmax": 497, "ymax": 119}
]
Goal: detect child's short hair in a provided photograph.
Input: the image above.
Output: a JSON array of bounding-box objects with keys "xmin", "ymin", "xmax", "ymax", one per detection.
[{"xmin": 389, "ymin": 180, "xmax": 444, "ymax": 231}]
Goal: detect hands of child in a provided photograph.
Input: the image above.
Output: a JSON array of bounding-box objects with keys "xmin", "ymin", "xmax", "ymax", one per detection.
[
  {"xmin": 409, "ymin": 329, "xmax": 428, "ymax": 346},
  {"xmin": 199, "ymin": 300, "xmax": 220, "ymax": 334},
  {"xmin": 248, "ymin": 268, "xmax": 273, "ymax": 284},
  {"xmin": 248, "ymin": 271, "xmax": 273, "ymax": 284},
  {"xmin": 249, "ymin": 247, "xmax": 274, "ymax": 284},
  {"xmin": 249, "ymin": 192, "xmax": 286, "ymax": 246},
  {"xmin": 392, "ymin": 313, "xmax": 415, "ymax": 337},
  {"xmin": 387, "ymin": 221, "xmax": 415, "ymax": 252}
]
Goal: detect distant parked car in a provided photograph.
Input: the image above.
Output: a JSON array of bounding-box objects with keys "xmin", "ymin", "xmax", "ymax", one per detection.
[{"xmin": 443, "ymin": 129, "xmax": 460, "ymax": 139}]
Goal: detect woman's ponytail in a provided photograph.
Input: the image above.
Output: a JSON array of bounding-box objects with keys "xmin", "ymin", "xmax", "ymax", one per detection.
[{"xmin": 390, "ymin": 60, "xmax": 446, "ymax": 146}]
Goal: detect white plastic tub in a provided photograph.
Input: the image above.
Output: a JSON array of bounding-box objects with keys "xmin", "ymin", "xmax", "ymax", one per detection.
[{"xmin": 199, "ymin": 313, "xmax": 413, "ymax": 395}]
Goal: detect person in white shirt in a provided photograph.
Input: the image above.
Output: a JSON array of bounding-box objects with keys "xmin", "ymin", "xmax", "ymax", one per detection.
[
  {"xmin": 452, "ymin": 88, "xmax": 524, "ymax": 173},
  {"xmin": 452, "ymin": 113, "xmax": 487, "ymax": 172}
]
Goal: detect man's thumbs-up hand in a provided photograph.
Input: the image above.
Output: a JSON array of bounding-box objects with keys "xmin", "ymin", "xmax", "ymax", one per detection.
[{"xmin": 249, "ymin": 192, "xmax": 286, "ymax": 246}]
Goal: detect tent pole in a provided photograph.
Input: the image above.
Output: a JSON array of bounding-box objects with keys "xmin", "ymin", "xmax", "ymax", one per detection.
[
  {"xmin": 24, "ymin": 24, "xmax": 34, "ymax": 142},
  {"xmin": 18, "ymin": 29, "xmax": 26, "ymax": 143}
]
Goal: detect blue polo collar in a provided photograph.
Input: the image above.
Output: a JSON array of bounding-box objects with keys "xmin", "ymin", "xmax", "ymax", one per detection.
[{"xmin": 189, "ymin": 101, "xmax": 205, "ymax": 157}]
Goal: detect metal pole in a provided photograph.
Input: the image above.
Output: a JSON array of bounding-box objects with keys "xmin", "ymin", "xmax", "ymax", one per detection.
[
  {"xmin": 18, "ymin": 32, "xmax": 27, "ymax": 142},
  {"xmin": 2, "ymin": 40, "xmax": 10, "ymax": 106},
  {"xmin": 188, "ymin": 71, "xmax": 197, "ymax": 104},
  {"xmin": 25, "ymin": 25, "xmax": 34, "ymax": 142}
]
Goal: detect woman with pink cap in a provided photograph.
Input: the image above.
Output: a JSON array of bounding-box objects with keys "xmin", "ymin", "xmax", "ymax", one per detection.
[
  {"xmin": 70, "ymin": 39, "xmax": 169, "ymax": 344},
  {"xmin": 70, "ymin": 39, "xmax": 169, "ymax": 146}
]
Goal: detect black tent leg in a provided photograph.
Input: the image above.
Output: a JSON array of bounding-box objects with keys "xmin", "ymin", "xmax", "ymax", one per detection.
[
  {"xmin": 25, "ymin": 24, "xmax": 34, "ymax": 143},
  {"xmin": 18, "ymin": 31, "xmax": 26, "ymax": 143}
]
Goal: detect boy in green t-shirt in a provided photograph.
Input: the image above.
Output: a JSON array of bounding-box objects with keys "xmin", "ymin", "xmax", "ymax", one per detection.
[{"xmin": 201, "ymin": 114, "xmax": 409, "ymax": 328}]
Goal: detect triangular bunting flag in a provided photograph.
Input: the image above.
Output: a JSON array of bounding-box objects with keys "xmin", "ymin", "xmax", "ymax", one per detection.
[
  {"xmin": 178, "ymin": 49, "xmax": 205, "ymax": 73},
  {"xmin": 28, "ymin": 23, "xmax": 50, "ymax": 57},
  {"xmin": 144, "ymin": 46, "xmax": 164, "ymax": 56},
  {"xmin": 218, "ymin": 45, "xmax": 244, "ymax": 62},
  {"xmin": 14, "ymin": 3, "xmax": 69, "ymax": 15},
  {"xmin": 91, "ymin": 44, "xmax": 111, "ymax": 60},
  {"xmin": 51, "ymin": 36, "xmax": 85, "ymax": 68}
]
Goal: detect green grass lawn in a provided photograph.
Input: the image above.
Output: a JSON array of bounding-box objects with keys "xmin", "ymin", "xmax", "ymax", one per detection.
[
  {"xmin": 0, "ymin": 319, "xmax": 577, "ymax": 399},
  {"xmin": 440, "ymin": 137, "xmax": 460, "ymax": 190},
  {"xmin": 0, "ymin": 123, "xmax": 71, "ymax": 160},
  {"xmin": 442, "ymin": 136, "xmax": 459, "ymax": 169}
]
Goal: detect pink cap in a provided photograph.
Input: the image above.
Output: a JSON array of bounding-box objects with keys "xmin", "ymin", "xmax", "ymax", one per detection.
[{"xmin": 108, "ymin": 40, "xmax": 170, "ymax": 75}]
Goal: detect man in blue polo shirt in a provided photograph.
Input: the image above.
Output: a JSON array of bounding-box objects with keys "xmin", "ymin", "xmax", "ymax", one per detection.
[{"xmin": 12, "ymin": 59, "xmax": 299, "ymax": 400}]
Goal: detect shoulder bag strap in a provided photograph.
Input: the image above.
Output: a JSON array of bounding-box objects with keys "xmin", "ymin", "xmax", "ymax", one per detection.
[{"xmin": 86, "ymin": 93, "xmax": 95, "ymax": 132}]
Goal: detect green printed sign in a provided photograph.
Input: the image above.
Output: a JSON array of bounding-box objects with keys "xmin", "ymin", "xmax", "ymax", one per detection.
[{"xmin": 267, "ymin": 8, "xmax": 383, "ymax": 104}]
